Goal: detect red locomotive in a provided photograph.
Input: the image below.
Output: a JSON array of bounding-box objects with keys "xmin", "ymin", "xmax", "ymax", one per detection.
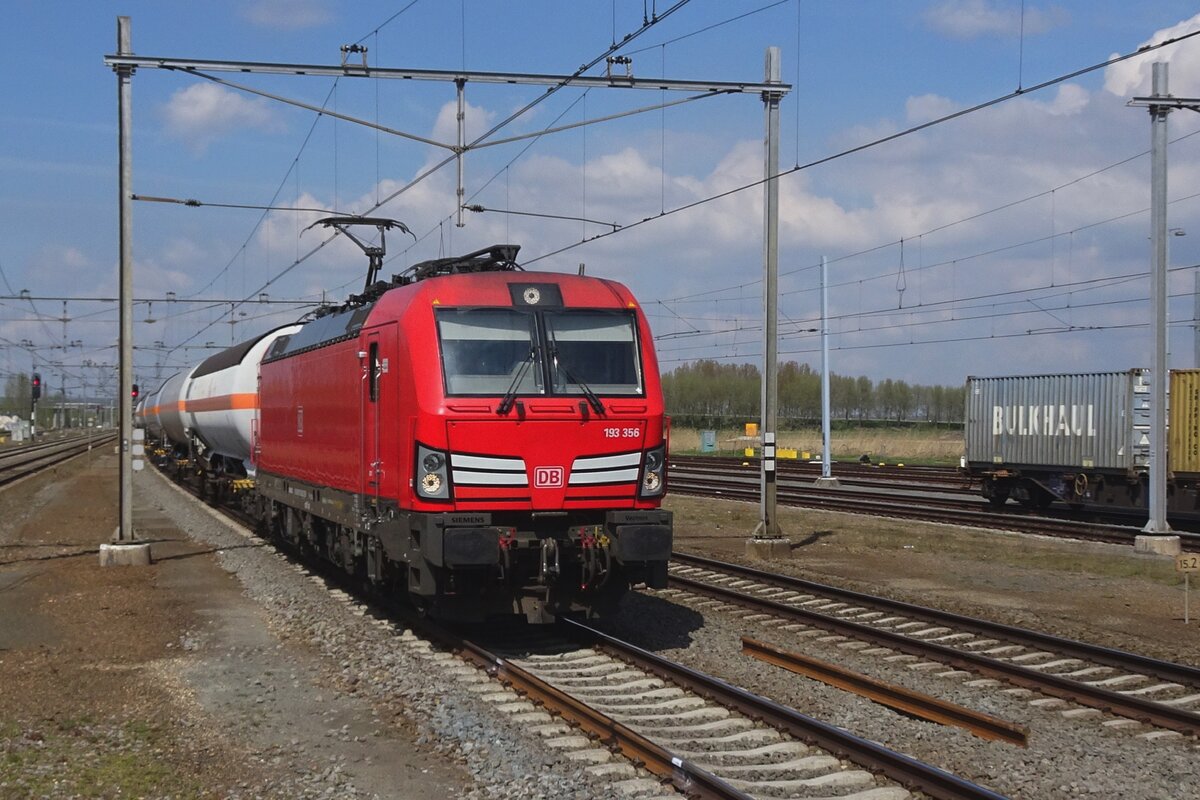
[{"xmin": 150, "ymin": 236, "xmax": 672, "ymax": 622}]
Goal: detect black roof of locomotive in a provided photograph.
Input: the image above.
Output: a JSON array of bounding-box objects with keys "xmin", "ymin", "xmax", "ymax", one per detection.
[{"xmin": 262, "ymin": 304, "xmax": 374, "ymax": 364}]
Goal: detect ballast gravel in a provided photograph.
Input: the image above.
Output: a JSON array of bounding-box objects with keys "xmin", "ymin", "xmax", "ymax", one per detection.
[
  {"xmin": 136, "ymin": 469, "xmax": 659, "ymax": 800},
  {"xmin": 592, "ymin": 587, "xmax": 1200, "ymax": 800}
]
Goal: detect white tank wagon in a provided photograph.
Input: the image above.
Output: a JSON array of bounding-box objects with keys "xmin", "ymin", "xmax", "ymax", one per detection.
[
  {"xmin": 142, "ymin": 375, "xmax": 178, "ymax": 439},
  {"xmin": 182, "ymin": 324, "xmax": 302, "ymax": 473},
  {"xmin": 148, "ymin": 369, "xmax": 194, "ymax": 446}
]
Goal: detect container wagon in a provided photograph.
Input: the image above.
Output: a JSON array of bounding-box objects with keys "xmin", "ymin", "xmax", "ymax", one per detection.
[{"xmin": 962, "ymin": 370, "xmax": 1151, "ymax": 509}]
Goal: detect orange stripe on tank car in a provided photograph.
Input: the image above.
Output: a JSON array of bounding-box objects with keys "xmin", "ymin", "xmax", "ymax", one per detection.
[{"xmin": 184, "ymin": 393, "xmax": 259, "ymax": 413}]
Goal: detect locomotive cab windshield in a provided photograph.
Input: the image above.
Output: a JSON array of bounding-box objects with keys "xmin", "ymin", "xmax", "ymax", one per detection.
[{"xmin": 436, "ymin": 307, "xmax": 644, "ymax": 400}]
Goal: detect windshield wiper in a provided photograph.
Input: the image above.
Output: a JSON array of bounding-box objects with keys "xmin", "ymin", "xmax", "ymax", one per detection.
[
  {"xmin": 551, "ymin": 345, "xmax": 605, "ymax": 415},
  {"xmin": 497, "ymin": 348, "xmax": 537, "ymax": 414}
]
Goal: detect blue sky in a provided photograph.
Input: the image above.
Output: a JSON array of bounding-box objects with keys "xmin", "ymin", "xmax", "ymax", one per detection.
[{"xmin": 4, "ymin": 1, "xmax": 1200, "ymax": 399}]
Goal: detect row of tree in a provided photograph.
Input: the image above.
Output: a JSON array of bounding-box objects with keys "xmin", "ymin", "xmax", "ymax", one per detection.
[
  {"xmin": 1, "ymin": 374, "xmax": 36, "ymax": 417},
  {"xmin": 660, "ymin": 360, "xmax": 966, "ymax": 427}
]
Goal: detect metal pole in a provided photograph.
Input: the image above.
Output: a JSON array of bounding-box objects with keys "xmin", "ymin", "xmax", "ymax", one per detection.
[
  {"xmin": 455, "ymin": 78, "xmax": 465, "ymax": 227},
  {"xmin": 1145, "ymin": 62, "xmax": 1171, "ymax": 534},
  {"xmin": 1194, "ymin": 270, "xmax": 1199, "ymax": 368},
  {"xmin": 820, "ymin": 256, "xmax": 834, "ymax": 481},
  {"xmin": 117, "ymin": 16, "xmax": 135, "ymax": 542},
  {"xmin": 758, "ymin": 46, "xmax": 782, "ymax": 538}
]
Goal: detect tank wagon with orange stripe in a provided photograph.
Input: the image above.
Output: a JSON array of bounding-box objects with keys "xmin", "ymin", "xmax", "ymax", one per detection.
[{"xmin": 147, "ymin": 244, "xmax": 672, "ymax": 622}]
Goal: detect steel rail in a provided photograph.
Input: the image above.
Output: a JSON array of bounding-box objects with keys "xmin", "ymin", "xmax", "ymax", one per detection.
[
  {"xmin": 741, "ymin": 637, "xmax": 1029, "ymax": 747},
  {"xmin": 668, "ymin": 470, "xmax": 1180, "ymax": 548},
  {"xmin": 673, "ymin": 551, "xmax": 1200, "ymax": 686},
  {"xmin": 671, "ymin": 458, "xmax": 1200, "ymax": 540},
  {"xmin": 560, "ymin": 617, "xmax": 1009, "ymax": 800},
  {"xmin": 674, "ymin": 455, "xmax": 965, "ymax": 485},
  {"xmin": 449, "ymin": 640, "xmax": 754, "ymax": 799},
  {"xmin": 667, "ymin": 559, "xmax": 1200, "ymax": 735},
  {"xmin": 0, "ymin": 434, "xmax": 116, "ymax": 486}
]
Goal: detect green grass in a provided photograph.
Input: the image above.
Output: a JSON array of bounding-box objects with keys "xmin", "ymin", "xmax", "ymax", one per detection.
[{"xmin": 0, "ymin": 717, "xmax": 206, "ymax": 799}]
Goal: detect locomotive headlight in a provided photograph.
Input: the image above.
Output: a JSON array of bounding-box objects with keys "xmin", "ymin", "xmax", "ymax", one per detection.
[
  {"xmin": 415, "ymin": 443, "xmax": 452, "ymax": 501},
  {"xmin": 639, "ymin": 444, "xmax": 666, "ymax": 499}
]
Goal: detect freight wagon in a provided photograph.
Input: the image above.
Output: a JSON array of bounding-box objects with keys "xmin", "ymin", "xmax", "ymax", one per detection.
[
  {"xmin": 963, "ymin": 371, "xmax": 1151, "ymax": 509},
  {"xmin": 963, "ymin": 369, "xmax": 1200, "ymax": 515}
]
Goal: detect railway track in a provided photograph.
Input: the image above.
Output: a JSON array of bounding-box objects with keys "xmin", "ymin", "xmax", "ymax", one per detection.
[
  {"xmin": 468, "ymin": 620, "xmax": 1008, "ymax": 800},
  {"xmin": 668, "ymin": 458, "xmax": 1200, "ymax": 550},
  {"xmin": 662, "ymin": 552, "xmax": 1200, "ymax": 739},
  {"xmin": 0, "ymin": 431, "xmax": 115, "ymax": 488},
  {"xmin": 155, "ymin": 463, "xmax": 1008, "ymax": 800},
  {"xmin": 676, "ymin": 456, "xmax": 967, "ymax": 490}
]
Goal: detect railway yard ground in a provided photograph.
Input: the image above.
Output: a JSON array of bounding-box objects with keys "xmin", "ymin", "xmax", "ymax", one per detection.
[{"xmin": 3, "ymin": 445, "xmax": 1200, "ymax": 799}]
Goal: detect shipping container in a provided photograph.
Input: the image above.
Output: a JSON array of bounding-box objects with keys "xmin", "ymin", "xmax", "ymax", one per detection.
[
  {"xmin": 964, "ymin": 370, "xmax": 1150, "ymax": 473},
  {"xmin": 1170, "ymin": 369, "xmax": 1200, "ymax": 474}
]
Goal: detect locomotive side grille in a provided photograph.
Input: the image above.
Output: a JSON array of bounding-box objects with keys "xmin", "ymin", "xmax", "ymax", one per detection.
[
  {"xmin": 451, "ymin": 453, "xmax": 529, "ymax": 487},
  {"xmin": 568, "ymin": 451, "xmax": 640, "ymax": 486}
]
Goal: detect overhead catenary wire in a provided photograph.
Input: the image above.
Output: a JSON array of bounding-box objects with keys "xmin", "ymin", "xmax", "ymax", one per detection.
[
  {"xmin": 660, "ymin": 124, "xmax": 1200, "ymax": 306},
  {"xmin": 167, "ymin": 1, "xmax": 695, "ymax": 349},
  {"xmin": 519, "ymin": 26, "xmax": 1200, "ymax": 269},
  {"xmin": 77, "ymin": 6, "xmax": 1200, "ymax": 381}
]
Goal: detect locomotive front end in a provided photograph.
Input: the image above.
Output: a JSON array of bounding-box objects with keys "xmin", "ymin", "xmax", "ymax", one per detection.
[{"xmin": 406, "ymin": 272, "xmax": 672, "ymax": 622}]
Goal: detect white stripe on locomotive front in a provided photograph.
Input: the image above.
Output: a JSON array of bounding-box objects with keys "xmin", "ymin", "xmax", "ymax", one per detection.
[
  {"xmin": 452, "ymin": 470, "xmax": 530, "ymax": 486},
  {"xmin": 451, "ymin": 453, "xmax": 525, "ymax": 470},
  {"xmin": 569, "ymin": 468, "xmax": 640, "ymax": 485},
  {"xmin": 571, "ymin": 452, "xmax": 641, "ymax": 470}
]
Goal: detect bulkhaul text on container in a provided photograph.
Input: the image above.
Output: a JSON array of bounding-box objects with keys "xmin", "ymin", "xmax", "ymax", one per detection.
[{"xmin": 992, "ymin": 405, "xmax": 1097, "ymax": 437}]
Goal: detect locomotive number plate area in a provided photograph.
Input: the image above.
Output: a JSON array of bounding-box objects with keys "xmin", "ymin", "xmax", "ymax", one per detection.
[{"xmin": 603, "ymin": 427, "xmax": 641, "ymax": 439}]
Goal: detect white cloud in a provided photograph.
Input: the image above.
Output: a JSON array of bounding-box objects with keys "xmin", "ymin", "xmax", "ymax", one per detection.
[
  {"xmin": 924, "ymin": 0, "xmax": 1068, "ymax": 40},
  {"xmin": 240, "ymin": 0, "xmax": 332, "ymax": 30},
  {"xmin": 59, "ymin": 247, "xmax": 90, "ymax": 270},
  {"xmin": 162, "ymin": 84, "xmax": 285, "ymax": 155},
  {"xmin": 1103, "ymin": 13, "xmax": 1200, "ymax": 97}
]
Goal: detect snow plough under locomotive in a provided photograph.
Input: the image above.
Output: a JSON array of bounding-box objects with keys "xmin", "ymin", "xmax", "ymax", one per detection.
[{"xmin": 138, "ymin": 240, "xmax": 672, "ymax": 622}]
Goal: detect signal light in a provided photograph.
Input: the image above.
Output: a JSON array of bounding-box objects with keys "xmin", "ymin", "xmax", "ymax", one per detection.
[
  {"xmin": 131, "ymin": 383, "xmax": 139, "ymax": 401},
  {"xmin": 31, "ymin": 373, "xmax": 41, "ymax": 400}
]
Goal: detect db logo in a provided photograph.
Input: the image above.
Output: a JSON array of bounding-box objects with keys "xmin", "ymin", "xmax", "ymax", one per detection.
[{"xmin": 533, "ymin": 466, "xmax": 564, "ymax": 488}]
